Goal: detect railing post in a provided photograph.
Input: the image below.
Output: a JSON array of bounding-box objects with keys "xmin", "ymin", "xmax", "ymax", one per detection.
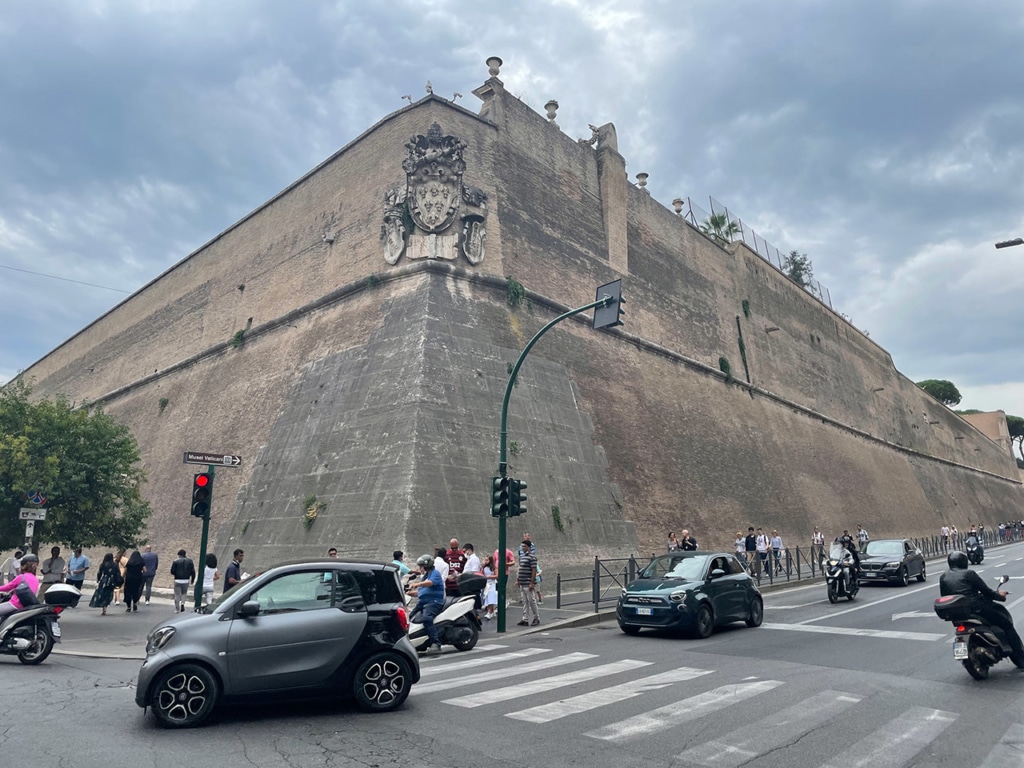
[
  {"xmin": 592, "ymin": 556, "xmax": 600, "ymax": 613},
  {"xmin": 556, "ymin": 573, "xmax": 561, "ymax": 609}
]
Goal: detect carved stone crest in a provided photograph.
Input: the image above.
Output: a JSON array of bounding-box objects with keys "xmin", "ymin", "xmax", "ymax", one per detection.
[{"xmin": 380, "ymin": 122, "xmax": 488, "ymax": 265}]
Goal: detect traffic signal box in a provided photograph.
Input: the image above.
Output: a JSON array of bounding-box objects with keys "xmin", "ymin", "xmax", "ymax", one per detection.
[
  {"xmin": 592, "ymin": 278, "xmax": 625, "ymax": 330},
  {"xmin": 191, "ymin": 473, "xmax": 213, "ymax": 517},
  {"xmin": 509, "ymin": 478, "xmax": 528, "ymax": 517},
  {"xmin": 490, "ymin": 476, "xmax": 510, "ymax": 518}
]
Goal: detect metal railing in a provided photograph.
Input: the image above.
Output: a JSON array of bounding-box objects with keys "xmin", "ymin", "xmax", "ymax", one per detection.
[{"xmin": 555, "ymin": 530, "xmax": 1006, "ymax": 613}]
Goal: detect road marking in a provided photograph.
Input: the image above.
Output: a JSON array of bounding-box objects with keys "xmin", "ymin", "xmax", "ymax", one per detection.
[
  {"xmin": 763, "ymin": 622, "xmax": 946, "ymax": 641},
  {"xmin": 418, "ymin": 647, "xmax": 550, "ymax": 677},
  {"xmin": 891, "ymin": 610, "xmax": 933, "ymax": 620},
  {"xmin": 765, "ymin": 601, "xmax": 821, "ymax": 609},
  {"xmin": 819, "ymin": 707, "xmax": 956, "ymax": 768},
  {"xmin": 585, "ymin": 680, "xmax": 783, "ymax": 741},
  {"xmin": 411, "ymin": 652, "xmax": 597, "ymax": 695},
  {"xmin": 442, "ymin": 659, "xmax": 652, "ymax": 708},
  {"xmin": 680, "ymin": 690, "xmax": 863, "ymax": 767},
  {"xmin": 979, "ymin": 723, "xmax": 1024, "ymax": 768},
  {"xmin": 796, "ymin": 582, "xmax": 937, "ymax": 624},
  {"xmin": 506, "ymin": 667, "xmax": 713, "ymax": 723}
]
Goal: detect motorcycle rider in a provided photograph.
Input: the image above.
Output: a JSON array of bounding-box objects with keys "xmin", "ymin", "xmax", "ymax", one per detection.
[
  {"xmin": 407, "ymin": 554, "xmax": 445, "ymax": 654},
  {"xmin": 939, "ymin": 551, "xmax": 1024, "ymax": 666},
  {"xmin": 0, "ymin": 553, "xmax": 40, "ymax": 621},
  {"xmin": 834, "ymin": 536, "xmax": 860, "ymax": 592}
]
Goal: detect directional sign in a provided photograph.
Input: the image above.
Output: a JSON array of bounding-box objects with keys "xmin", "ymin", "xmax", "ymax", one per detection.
[
  {"xmin": 183, "ymin": 452, "xmax": 242, "ymax": 467},
  {"xmin": 19, "ymin": 508, "xmax": 47, "ymax": 521}
]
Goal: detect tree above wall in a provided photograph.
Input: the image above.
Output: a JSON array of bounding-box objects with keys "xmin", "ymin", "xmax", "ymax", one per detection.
[{"xmin": 916, "ymin": 379, "xmax": 962, "ymax": 407}]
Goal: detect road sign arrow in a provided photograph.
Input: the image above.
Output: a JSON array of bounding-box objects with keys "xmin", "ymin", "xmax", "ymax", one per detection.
[{"xmin": 891, "ymin": 610, "xmax": 933, "ymax": 621}]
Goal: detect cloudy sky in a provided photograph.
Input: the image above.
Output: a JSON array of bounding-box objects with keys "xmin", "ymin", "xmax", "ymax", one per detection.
[{"xmin": 3, "ymin": 1, "xmax": 1024, "ymax": 416}]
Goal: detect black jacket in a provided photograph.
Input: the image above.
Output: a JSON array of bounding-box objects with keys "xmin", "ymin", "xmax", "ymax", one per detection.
[
  {"xmin": 939, "ymin": 567, "xmax": 1004, "ymax": 610},
  {"xmin": 170, "ymin": 557, "xmax": 196, "ymax": 582}
]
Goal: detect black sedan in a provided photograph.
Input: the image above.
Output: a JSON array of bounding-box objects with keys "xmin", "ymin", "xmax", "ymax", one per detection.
[
  {"xmin": 616, "ymin": 552, "xmax": 763, "ymax": 638},
  {"xmin": 858, "ymin": 539, "xmax": 926, "ymax": 586}
]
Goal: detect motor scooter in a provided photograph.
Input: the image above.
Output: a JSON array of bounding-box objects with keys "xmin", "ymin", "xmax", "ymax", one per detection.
[
  {"xmin": 965, "ymin": 536, "xmax": 984, "ymax": 564},
  {"xmin": 405, "ymin": 572, "xmax": 483, "ymax": 653},
  {"xmin": 0, "ymin": 583, "xmax": 80, "ymax": 665},
  {"xmin": 823, "ymin": 542, "xmax": 858, "ymax": 603},
  {"xmin": 934, "ymin": 574, "xmax": 1023, "ymax": 680}
]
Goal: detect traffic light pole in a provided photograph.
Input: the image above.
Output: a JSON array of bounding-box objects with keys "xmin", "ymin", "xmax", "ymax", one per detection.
[
  {"xmin": 193, "ymin": 465, "xmax": 214, "ymax": 611},
  {"xmin": 496, "ymin": 294, "xmax": 612, "ymax": 633}
]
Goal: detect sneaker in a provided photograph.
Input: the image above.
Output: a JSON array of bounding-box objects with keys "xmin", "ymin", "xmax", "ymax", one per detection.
[
  {"xmin": 425, "ymin": 644, "xmax": 443, "ymax": 655},
  {"xmin": 516, "ymin": 620, "xmax": 529, "ymax": 626},
  {"xmin": 145, "ymin": 600, "xmax": 150, "ymax": 605},
  {"xmin": 537, "ymin": 597, "xmax": 543, "ymax": 604},
  {"xmin": 531, "ymin": 618, "xmax": 540, "ymax": 626}
]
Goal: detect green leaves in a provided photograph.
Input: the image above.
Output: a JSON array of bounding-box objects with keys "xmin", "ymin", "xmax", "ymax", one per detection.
[{"xmin": 915, "ymin": 379, "xmax": 962, "ymax": 407}]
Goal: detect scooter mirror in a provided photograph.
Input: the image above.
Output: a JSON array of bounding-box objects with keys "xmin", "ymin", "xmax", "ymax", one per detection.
[{"xmin": 999, "ymin": 575, "xmax": 1010, "ymax": 585}]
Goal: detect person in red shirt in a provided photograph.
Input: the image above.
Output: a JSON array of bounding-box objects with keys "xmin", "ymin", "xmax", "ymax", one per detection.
[{"xmin": 443, "ymin": 538, "xmax": 467, "ymax": 596}]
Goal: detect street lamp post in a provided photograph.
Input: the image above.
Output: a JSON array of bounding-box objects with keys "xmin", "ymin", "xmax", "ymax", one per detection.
[{"xmin": 995, "ymin": 238, "xmax": 1023, "ymax": 249}]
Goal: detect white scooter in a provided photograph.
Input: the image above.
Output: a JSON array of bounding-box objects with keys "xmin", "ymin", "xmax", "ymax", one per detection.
[{"xmin": 405, "ymin": 571, "xmax": 483, "ymax": 653}]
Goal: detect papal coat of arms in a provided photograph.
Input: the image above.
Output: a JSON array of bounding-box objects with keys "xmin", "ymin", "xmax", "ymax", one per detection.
[{"xmin": 380, "ymin": 122, "xmax": 487, "ymax": 265}]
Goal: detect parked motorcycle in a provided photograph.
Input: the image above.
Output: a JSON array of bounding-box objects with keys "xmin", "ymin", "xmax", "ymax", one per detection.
[
  {"xmin": 966, "ymin": 536, "xmax": 984, "ymax": 565},
  {"xmin": 934, "ymin": 575, "xmax": 1021, "ymax": 680},
  {"xmin": 405, "ymin": 572, "xmax": 483, "ymax": 653},
  {"xmin": 0, "ymin": 583, "xmax": 80, "ymax": 664},
  {"xmin": 823, "ymin": 542, "xmax": 858, "ymax": 603}
]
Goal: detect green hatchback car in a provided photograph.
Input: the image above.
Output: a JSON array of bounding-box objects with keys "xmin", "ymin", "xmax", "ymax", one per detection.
[{"xmin": 616, "ymin": 552, "xmax": 763, "ymax": 638}]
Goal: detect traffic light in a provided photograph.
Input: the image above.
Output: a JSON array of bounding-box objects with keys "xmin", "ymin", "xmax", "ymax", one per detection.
[
  {"xmin": 509, "ymin": 478, "xmax": 528, "ymax": 517},
  {"xmin": 593, "ymin": 279, "xmax": 625, "ymax": 329},
  {"xmin": 191, "ymin": 473, "xmax": 213, "ymax": 518},
  {"xmin": 490, "ymin": 476, "xmax": 510, "ymax": 518}
]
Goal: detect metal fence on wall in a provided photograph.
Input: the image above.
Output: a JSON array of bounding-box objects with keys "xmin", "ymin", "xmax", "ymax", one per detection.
[{"xmin": 675, "ymin": 195, "xmax": 833, "ymax": 311}]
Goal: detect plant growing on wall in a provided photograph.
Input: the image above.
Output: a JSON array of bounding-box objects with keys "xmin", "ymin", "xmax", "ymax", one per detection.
[
  {"xmin": 302, "ymin": 493, "xmax": 324, "ymax": 529},
  {"xmin": 506, "ymin": 276, "xmax": 526, "ymax": 308},
  {"xmin": 157, "ymin": 397, "xmax": 169, "ymax": 414},
  {"xmin": 782, "ymin": 250, "xmax": 814, "ymax": 289},
  {"xmin": 719, "ymin": 356, "xmax": 733, "ymax": 383},
  {"xmin": 742, "ymin": 299, "xmax": 751, "ymax": 318},
  {"xmin": 509, "ymin": 440, "xmax": 520, "ymax": 456},
  {"xmin": 230, "ymin": 329, "xmax": 246, "ymax": 349},
  {"xmin": 366, "ymin": 274, "xmax": 380, "ymax": 289},
  {"xmin": 551, "ymin": 505, "xmax": 564, "ymax": 532}
]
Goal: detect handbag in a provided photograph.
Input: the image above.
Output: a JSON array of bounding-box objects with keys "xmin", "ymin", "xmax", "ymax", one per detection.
[{"xmin": 112, "ymin": 570, "xmax": 124, "ymax": 588}]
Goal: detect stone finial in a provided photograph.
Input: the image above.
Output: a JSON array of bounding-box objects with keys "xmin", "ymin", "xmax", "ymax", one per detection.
[
  {"xmin": 486, "ymin": 56, "xmax": 503, "ymax": 77},
  {"xmin": 672, "ymin": 198, "xmax": 684, "ymax": 215},
  {"xmin": 544, "ymin": 100, "xmax": 559, "ymax": 126},
  {"xmin": 426, "ymin": 81, "xmax": 433, "ymax": 95},
  {"xmin": 636, "ymin": 173, "xmax": 649, "ymax": 192}
]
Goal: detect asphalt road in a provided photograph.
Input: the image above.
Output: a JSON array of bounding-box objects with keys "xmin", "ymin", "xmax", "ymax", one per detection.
[{"xmin": 4, "ymin": 544, "xmax": 1024, "ymax": 768}]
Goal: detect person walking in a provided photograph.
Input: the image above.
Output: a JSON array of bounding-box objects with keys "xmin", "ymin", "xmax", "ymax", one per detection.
[
  {"xmin": 744, "ymin": 528, "xmax": 758, "ymax": 573},
  {"xmin": 755, "ymin": 528, "xmax": 770, "ymax": 575},
  {"xmin": 516, "ymin": 539, "xmax": 540, "ymax": 627},
  {"xmin": 140, "ymin": 545, "xmax": 159, "ymax": 605},
  {"xmin": 65, "ymin": 547, "xmax": 90, "ymax": 593},
  {"xmin": 856, "ymin": 525, "xmax": 870, "ymax": 553},
  {"xmin": 202, "ymin": 553, "xmax": 219, "ymax": 606},
  {"xmin": 391, "ymin": 551, "xmax": 411, "ymax": 577},
  {"xmin": 169, "ymin": 549, "xmax": 196, "ymax": 612},
  {"xmin": 123, "ymin": 550, "xmax": 145, "ymax": 612},
  {"xmin": 734, "ymin": 531, "xmax": 745, "ymax": 558},
  {"xmin": 113, "ymin": 548, "xmax": 128, "ymax": 605},
  {"xmin": 89, "ymin": 553, "xmax": 119, "ymax": 615},
  {"xmin": 481, "ymin": 554, "xmax": 498, "ymax": 620},
  {"xmin": 443, "ymin": 538, "xmax": 467, "ymax": 597},
  {"xmin": 811, "ymin": 527, "xmax": 825, "ymax": 563},
  {"xmin": 224, "ymin": 549, "xmax": 245, "ymax": 592},
  {"xmin": 770, "ymin": 530, "xmax": 784, "ymax": 575}
]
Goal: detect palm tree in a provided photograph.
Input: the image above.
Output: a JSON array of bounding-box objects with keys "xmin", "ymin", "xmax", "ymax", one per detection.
[{"xmin": 699, "ymin": 212, "xmax": 741, "ymax": 244}]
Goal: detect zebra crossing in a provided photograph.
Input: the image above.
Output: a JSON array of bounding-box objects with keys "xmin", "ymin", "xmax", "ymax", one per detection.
[{"xmin": 414, "ymin": 643, "xmax": 1024, "ymax": 767}]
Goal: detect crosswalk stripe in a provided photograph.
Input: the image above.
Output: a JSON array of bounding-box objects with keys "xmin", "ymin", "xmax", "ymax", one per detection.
[
  {"xmin": 819, "ymin": 707, "xmax": 957, "ymax": 768},
  {"xmin": 680, "ymin": 690, "xmax": 863, "ymax": 767},
  {"xmin": 442, "ymin": 659, "xmax": 652, "ymax": 708},
  {"xmin": 763, "ymin": 622, "xmax": 946, "ymax": 642},
  {"xmin": 979, "ymin": 723, "xmax": 1024, "ymax": 768},
  {"xmin": 418, "ymin": 647, "xmax": 549, "ymax": 677},
  {"xmin": 586, "ymin": 680, "xmax": 783, "ymax": 741},
  {"xmin": 411, "ymin": 652, "xmax": 598, "ymax": 695},
  {"xmin": 507, "ymin": 667, "xmax": 714, "ymax": 724}
]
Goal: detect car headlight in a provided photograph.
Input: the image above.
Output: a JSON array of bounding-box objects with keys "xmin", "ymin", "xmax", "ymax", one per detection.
[
  {"xmin": 146, "ymin": 626, "xmax": 176, "ymax": 655},
  {"xmin": 885, "ymin": 562, "xmax": 900, "ymax": 569},
  {"xmin": 669, "ymin": 591, "xmax": 686, "ymax": 602}
]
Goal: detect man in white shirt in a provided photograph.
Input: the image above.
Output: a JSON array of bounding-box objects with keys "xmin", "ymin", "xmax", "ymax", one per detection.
[{"xmin": 755, "ymin": 528, "xmax": 770, "ymax": 575}]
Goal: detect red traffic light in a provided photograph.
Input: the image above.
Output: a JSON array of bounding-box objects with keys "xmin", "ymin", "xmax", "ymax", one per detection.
[{"xmin": 194, "ymin": 473, "xmax": 210, "ymax": 488}]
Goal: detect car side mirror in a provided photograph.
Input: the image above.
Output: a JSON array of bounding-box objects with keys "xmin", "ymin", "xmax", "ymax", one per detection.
[
  {"xmin": 710, "ymin": 568, "xmax": 726, "ymax": 579},
  {"xmin": 237, "ymin": 600, "xmax": 260, "ymax": 619}
]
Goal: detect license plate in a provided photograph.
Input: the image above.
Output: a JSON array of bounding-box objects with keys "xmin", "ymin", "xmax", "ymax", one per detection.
[
  {"xmin": 51, "ymin": 621, "xmax": 61, "ymax": 638},
  {"xmin": 953, "ymin": 640, "xmax": 967, "ymax": 659},
  {"xmin": 635, "ymin": 607, "xmax": 653, "ymax": 616}
]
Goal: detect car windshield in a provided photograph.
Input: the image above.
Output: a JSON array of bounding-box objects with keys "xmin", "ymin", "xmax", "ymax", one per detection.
[
  {"xmin": 639, "ymin": 555, "xmax": 709, "ymax": 581},
  {"xmin": 865, "ymin": 541, "xmax": 904, "ymax": 557}
]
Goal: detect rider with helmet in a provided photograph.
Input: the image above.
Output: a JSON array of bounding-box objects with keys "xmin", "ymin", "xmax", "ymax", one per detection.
[
  {"xmin": 940, "ymin": 550, "xmax": 1024, "ymax": 665},
  {"xmin": 834, "ymin": 536, "xmax": 861, "ymax": 591},
  {"xmin": 0, "ymin": 553, "xmax": 40, "ymax": 621},
  {"xmin": 407, "ymin": 554, "xmax": 445, "ymax": 654}
]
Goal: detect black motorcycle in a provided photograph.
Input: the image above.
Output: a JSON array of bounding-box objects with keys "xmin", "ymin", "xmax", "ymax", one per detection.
[
  {"xmin": 0, "ymin": 583, "xmax": 79, "ymax": 665},
  {"xmin": 934, "ymin": 575, "xmax": 1019, "ymax": 680},
  {"xmin": 965, "ymin": 536, "xmax": 984, "ymax": 565},
  {"xmin": 823, "ymin": 543, "xmax": 859, "ymax": 603}
]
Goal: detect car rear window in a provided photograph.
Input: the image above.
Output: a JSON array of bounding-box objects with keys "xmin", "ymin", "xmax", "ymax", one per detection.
[{"xmin": 347, "ymin": 567, "xmax": 403, "ymax": 605}]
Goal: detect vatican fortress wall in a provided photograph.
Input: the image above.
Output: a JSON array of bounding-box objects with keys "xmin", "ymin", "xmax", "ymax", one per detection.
[{"xmin": 19, "ymin": 72, "xmax": 1024, "ymax": 579}]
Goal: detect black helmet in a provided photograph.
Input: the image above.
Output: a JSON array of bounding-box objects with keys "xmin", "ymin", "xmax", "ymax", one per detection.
[{"xmin": 947, "ymin": 551, "xmax": 968, "ymax": 570}]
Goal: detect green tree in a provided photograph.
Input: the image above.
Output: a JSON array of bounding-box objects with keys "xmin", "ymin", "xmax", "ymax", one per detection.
[
  {"xmin": 782, "ymin": 250, "xmax": 814, "ymax": 289},
  {"xmin": 915, "ymin": 379, "xmax": 962, "ymax": 407},
  {"xmin": 700, "ymin": 213, "xmax": 741, "ymax": 244},
  {"xmin": 1006, "ymin": 415, "xmax": 1024, "ymax": 466},
  {"xmin": 0, "ymin": 379, "xmax": 152, "ymax": 551}
]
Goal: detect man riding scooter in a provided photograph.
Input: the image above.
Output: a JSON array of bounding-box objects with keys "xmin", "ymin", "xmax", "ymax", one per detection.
[
  {"xmin": 939, "ymin": 551, "xmax": 1024, "ymax": 666},
  {"xmin": 406, "ymin": 554, "xmax": 445, "ymax": 655}
]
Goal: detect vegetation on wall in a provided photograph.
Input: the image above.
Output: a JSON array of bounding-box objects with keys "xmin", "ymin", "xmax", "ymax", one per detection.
[
  {"xmin": 157, "ymin": 397, "xmax": 169, "ymax": 415},
  {"xmin": 718, "ymin": 356, "xmax": 733, "ymax": 382},
  {"xmin": 782, "ymin": 250, "xmax": 815, "ymax": 290},
  {"xmin": 302, "ymin": 494, "xmax": 324, "ymax": 529},
  {"xmin": 742, "ymin": 299, "xmax": 751, "ymax": 318},
  {"xmin": 230, "ymin": 329, "xmax": 246, "ymax": 349},
  {"xmin": 551, "ymin": 505, "xmax": 564, "ymax": 532},
  {"xmin": 700, "ymin": 213, "xmax": 740, "ymax": 244},
  {"xmin": 506, "ymin": 276, "xmax": 526, "ymax": 308}
]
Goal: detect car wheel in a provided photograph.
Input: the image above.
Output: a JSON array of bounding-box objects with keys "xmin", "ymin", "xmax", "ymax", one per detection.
[
  {"xmin": 150, "ymin": 663, "xmax": 220, "ymax": 728},
  {"xmin": 451, "ymin": 621, "xmax": 479, "ymax": 652},
  {"xmin": 745, "ymin": 596, "xmax": 763, "ymax": 628},
  {"xmin": 917, "ymin": 563, "xmax": 926, "ymax": 582},
  {"xmin": 353, "ymin": 652, "xmax": 412, "ymax": 712},
  {"xmin": 692, "ymin": 604, "xmax": 714, "ymax": 639},
  {"xmin": 15, "ymin": 624, "xmax": 54, "ymax": 665},
  {"xmin": 897, "ymin": 567, "xmax": 909, "ymax": 587},
  {"xmin": 618, "ymin": 623, "xmax": 641, "ymax": 636}
]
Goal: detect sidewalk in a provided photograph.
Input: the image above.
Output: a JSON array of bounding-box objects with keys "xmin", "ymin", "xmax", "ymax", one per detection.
[{"xmin": 53, "ymin": 589, "xmax": 604, "ymax": 660}]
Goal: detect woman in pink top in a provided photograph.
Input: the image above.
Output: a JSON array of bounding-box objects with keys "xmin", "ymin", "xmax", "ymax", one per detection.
[{"xmin": 0, "ymin": 553, "xmax": 41, "ymax": 620}]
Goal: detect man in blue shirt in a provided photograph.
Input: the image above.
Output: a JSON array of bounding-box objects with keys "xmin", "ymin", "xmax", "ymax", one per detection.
[
  {"xmin": 407, "ymin": 554, "xmax": 445, "ymax": 654},
  {"xmin": 391, "ymin": 550, "xmax": 410, "ymax": 577},
  {"xmin": 140, "ymin": 545, "xmax": 159, "ymax": 604},
  {"xmin": 66, "ymin": 548, "xmax": 90, "ymax": 593}
]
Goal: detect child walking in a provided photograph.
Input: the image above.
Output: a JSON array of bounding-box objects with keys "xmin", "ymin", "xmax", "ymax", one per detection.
[{"xmin": 482, "ymin": 555, "xmax": 497, "ymax": 620}]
